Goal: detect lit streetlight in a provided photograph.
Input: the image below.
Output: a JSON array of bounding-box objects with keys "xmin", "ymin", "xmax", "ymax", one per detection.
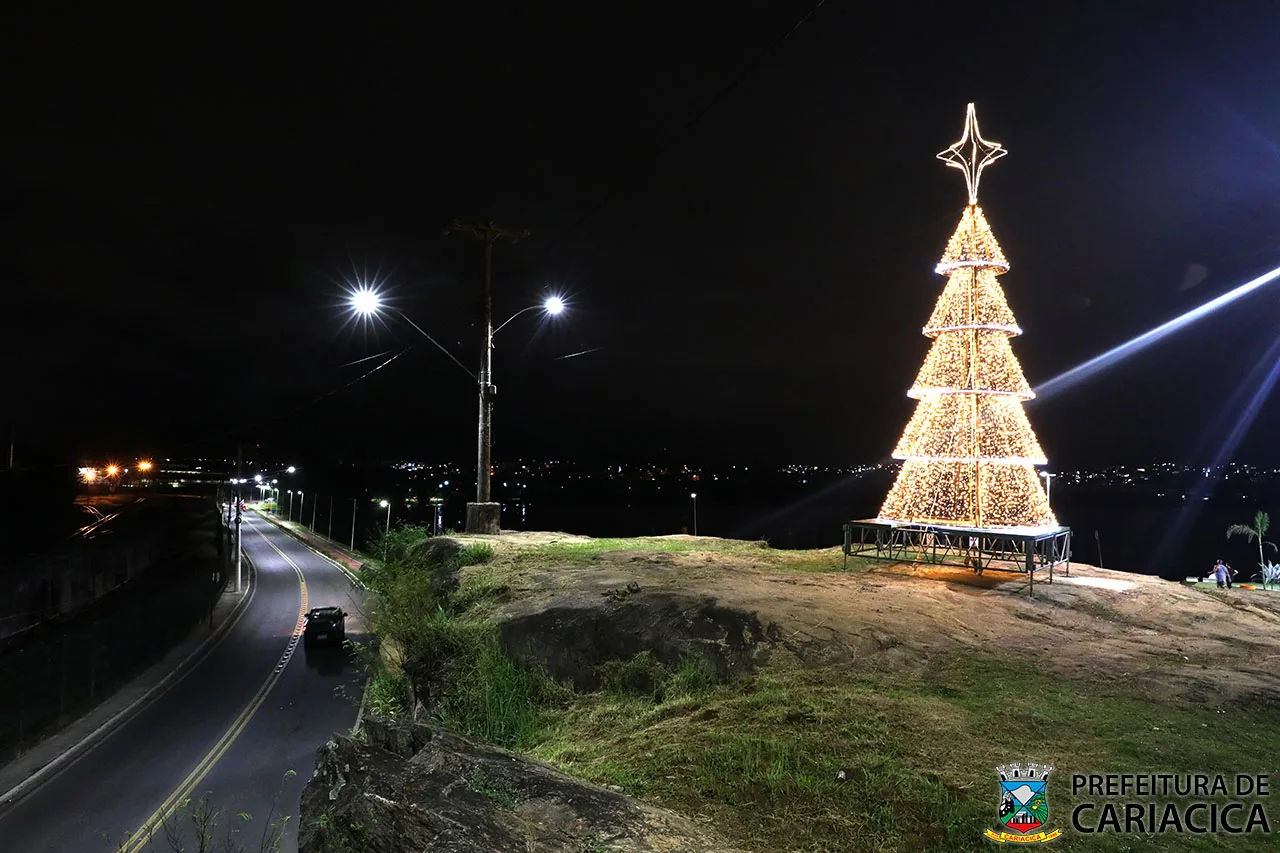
[
  {"xmin": 1040, "ymin": 471, "xmax": 1057, "ymax": 509},
  {"xmin": 379, "ymin": 498, "xmax": 392, "ymax": 559},
  {"xmin": 690, "ymin": 492, "xmax": 698, "ymax": 537},
  {"xmin": 287, "ymin": 489, "xmax": 295, "ymax": 520},
  {"xmin": 352, "ymin": 287, "xmax": 566, "ymax": 534},
  {"xmin": 137, "ymin": 460, "xmax": 153, "ymax": 472}
]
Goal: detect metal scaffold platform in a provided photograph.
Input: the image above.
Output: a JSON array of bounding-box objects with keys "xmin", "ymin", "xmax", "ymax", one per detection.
[{"xmin": 842, "ymin": 520, "xmax": 1072, "ymax": 595}]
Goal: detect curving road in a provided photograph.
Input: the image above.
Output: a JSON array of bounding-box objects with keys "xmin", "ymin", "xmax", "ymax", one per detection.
[{"xmin": 0, "ymin": 512, "xmax": 366, "ymax": 853}]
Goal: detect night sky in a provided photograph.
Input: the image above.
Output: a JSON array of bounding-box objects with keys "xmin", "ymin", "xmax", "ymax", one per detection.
[{"xmin": 6, "ymin": 1, "xmax": 1280, "ymax": 469}]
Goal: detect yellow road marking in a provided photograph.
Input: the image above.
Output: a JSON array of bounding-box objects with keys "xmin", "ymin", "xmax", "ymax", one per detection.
[{"xmin": 120, "ymin": 528, "xmax": 308, "ymax": 853}]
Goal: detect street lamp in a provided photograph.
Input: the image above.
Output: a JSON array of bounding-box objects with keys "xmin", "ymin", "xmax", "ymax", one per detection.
[
  {"xmin": 379, "ymin": 499, "xmax": 391, "ymax": 559},
  {"xmin": 287, "ymin": 489, "xmax": 294, "ymax": 520},
  {"xmin": 690, "ymin": 492, "xmax": 698, "ymax": 537},
  {"xmin": 1040, "ymin": 471, "xmax": 1056, "ymax": 511},
  {"xmin": 351, "ymin": 287, "xmax": 566, "ymax": 534}
]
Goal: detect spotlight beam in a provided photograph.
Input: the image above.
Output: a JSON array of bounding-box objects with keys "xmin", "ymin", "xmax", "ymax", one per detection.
[
  {"xmin": 1145, "ymin": 332, "xmax": 1280, "ymax": 573},
  {"xmin": 1033, "ymin": 262, "xmax": 1280, "ymax": 401}
]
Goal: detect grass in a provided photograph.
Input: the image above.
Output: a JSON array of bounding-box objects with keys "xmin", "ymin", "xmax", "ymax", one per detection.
[
  {"xmin": 363, "ymin": 670, "xmax": 407, "ymax": 718},
  {"xmin": 493, "ymin": 535, "xmax": 871, "ymax": 577},
  {"xmin": 362, "ymin": 532, "xmax": 1280, "ymax": 852},
  {"xmin": 506, "ymin": 536, "xmax": 774, "ymax": 566},
  {"xmin": 531, "ymin": 653, "xmax": 1280, "ymax": 852}
]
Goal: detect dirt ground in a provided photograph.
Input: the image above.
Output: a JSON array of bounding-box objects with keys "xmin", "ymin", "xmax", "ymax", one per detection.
[{"xmin": 466, "ymin": 532, "xmax": 1280, "ymax": 709}]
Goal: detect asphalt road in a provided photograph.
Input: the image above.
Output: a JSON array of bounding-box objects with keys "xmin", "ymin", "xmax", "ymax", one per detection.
[{"xmin": 0, "ymin": 512, "xmax": 366, "ymax": 853}]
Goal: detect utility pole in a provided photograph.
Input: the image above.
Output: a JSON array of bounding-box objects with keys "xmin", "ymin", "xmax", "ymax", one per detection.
[
  {"xmin": 7, "ymin": 423, "xmax": 13, "ymax": 469},
  {"xmin": 235, "ymin": 443, "xmax": 243, "ymax": 593},
  {"xmin": 350, "ymin": 497, "xmax": 358, "ymax": 550},
  {"xmin": 445, "ymin": 218, "xmax": 530, "ymax": 534},
  {"xmin": 327, "ymin": 494, "xmax": 334, "ymax": 539}
]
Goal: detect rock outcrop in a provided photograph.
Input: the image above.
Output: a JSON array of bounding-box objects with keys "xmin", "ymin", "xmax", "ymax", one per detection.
[{"xmin": 299, "ymin": 716, "xmax": 742, "ymax": 853}]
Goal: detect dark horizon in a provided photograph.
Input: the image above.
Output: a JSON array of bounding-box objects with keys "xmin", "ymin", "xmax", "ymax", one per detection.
[{"xmin": 7, "ymin": 2, "xmax": 1280, "ymax": 469}]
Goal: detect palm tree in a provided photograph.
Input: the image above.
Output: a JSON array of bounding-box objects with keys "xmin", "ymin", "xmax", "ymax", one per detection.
[{"xmin": 1226, "ymin": 510, "xmax": 1276, "ymax": 573}]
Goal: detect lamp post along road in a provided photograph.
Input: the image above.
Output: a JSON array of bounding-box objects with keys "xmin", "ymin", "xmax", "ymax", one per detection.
[
  {"xmin": 445, "ymin": 219, "xmax": 531, "ymax": 534},
  {"xmin": 235, "ymin": 444, "xmax": 243, "ymax": 594},
  {"xmin": 350, "ymin": 497, "xmax": 358, "ymax": 550},
  {"xmin": 380, "ymin": 499, "xmax": 392, "ymax": 559},
  {"xmin": 350, "ymin": 241, "xmax": 568, "ymax": 536}
]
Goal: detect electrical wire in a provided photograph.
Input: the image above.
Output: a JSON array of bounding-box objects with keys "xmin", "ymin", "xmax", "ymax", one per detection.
[{"xmin": 302, "ymin": 345, "xmax": 417, "ymax": 407}]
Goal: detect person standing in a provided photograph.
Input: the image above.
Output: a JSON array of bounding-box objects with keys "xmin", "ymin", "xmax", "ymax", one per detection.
[{"xmin": 1212, "ymin": 559, "xmax": 1231, "ymax": 589}]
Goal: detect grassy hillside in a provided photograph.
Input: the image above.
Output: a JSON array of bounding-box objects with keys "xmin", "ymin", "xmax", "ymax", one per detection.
[{"xmin": 356, "ymin": 529, "xmax": 1280, "ymax": 852}]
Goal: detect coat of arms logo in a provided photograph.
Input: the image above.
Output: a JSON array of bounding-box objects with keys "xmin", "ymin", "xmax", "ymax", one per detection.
[{"xmin": 984, "ymin": 762, "xmax": 1063, "ymax": 843}]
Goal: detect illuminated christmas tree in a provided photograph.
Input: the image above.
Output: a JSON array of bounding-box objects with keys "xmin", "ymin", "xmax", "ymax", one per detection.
[{"xmin": 878, "ymin": 104, "xmax": 1056, "ymax": 530}]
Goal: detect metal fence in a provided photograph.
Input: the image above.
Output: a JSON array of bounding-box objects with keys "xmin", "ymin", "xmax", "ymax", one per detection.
[{"xmin": 0, "ymin": 559, "xmax": 225, "ymax": 764}]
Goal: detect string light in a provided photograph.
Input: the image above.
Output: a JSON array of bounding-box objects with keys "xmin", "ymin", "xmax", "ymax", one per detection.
[
  {"xmin": 878, "ymin": 104, "xmax": 1055, "ymax": 530},
  {"xmin": 893, "ymin": 394, "xmax": 1047, "ymax": 463},
  {"xmin": 937, "ymin": 102, "xmax": 1008, "ymax": 207},
  {"xmin": 936, "ymin": 205, "xmax": 1009, "ymax": 274},
  {"xmin": 908, "ymin": 331, "xmax": 1032, "ymax": 399},
  {"xmin": 924, "ymin": 268, "xmax": 1020, "ymax": 335}
]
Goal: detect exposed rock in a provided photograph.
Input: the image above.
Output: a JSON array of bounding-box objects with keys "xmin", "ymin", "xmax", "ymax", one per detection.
[
  {"xmin": 497, "ymin": 591, "xmax": 781, "ymax": 690},
  {"xmin": 413, "ymin": 536, "xmax": 463, "ymax": 566},
  {"xmin": 299, "ymin": 717, "xmax": 741, "ymax": 853},
  {"xmin": 363, "ymin": 714, "xmax": 432, "ymax": 758}
]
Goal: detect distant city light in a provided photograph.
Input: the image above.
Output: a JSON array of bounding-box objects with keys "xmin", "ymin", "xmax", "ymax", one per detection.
[
  {"xmin": 80, "ymin": 467, "xmax": 97, "ymax": 482},
  {"xmin": 137, "ymin": 460, "xmax": 153, "ymax": 472},
  {"xmin": 106, "ymin": 465, "xmax": 119, "ymax": 477}
]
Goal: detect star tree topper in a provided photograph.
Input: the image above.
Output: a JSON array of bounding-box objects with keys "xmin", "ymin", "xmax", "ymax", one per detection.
[{"xmin": 937, "ymin": 103, "xmax": 1006, "ymax": 204}]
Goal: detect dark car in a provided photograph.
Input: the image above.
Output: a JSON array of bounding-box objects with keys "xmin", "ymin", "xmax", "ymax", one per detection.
[{"xmin": 303, "ymin": 606, "xmax": 347, "ymax": 647}]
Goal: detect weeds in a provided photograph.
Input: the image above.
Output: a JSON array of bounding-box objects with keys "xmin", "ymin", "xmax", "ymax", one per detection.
[
  {"xmin": 596, "ymin": 651, "xmax": 720, "ymax": 702},
  {"xmin": 363, "ymin": 670, "xmax": 407, "ymax": 718},
  {"xmin": 115, "ymin": 771, "xmax": 296, "ymax": 853},
  {"xmin": 464, "ymin": 769, "xmax": 521, "ymax": 809},
  {"xmin": 404, "ymin": 607, "xmax": 567, "ymax": 748}
]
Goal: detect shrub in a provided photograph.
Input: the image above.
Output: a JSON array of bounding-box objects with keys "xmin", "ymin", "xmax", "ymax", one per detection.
[{"xmin": 1256, "ymin": 561, "xmax": 1280, "ymax": 590}]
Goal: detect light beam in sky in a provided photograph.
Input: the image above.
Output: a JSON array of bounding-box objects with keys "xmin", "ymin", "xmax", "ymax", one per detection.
[
  {"xmin": 1033, "ymin": 262, "xmax": 1280, "ymax": 402},
  {"xmin": 1144, "ymin": 331, "xmax": 1280, "ymax": 574}
]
